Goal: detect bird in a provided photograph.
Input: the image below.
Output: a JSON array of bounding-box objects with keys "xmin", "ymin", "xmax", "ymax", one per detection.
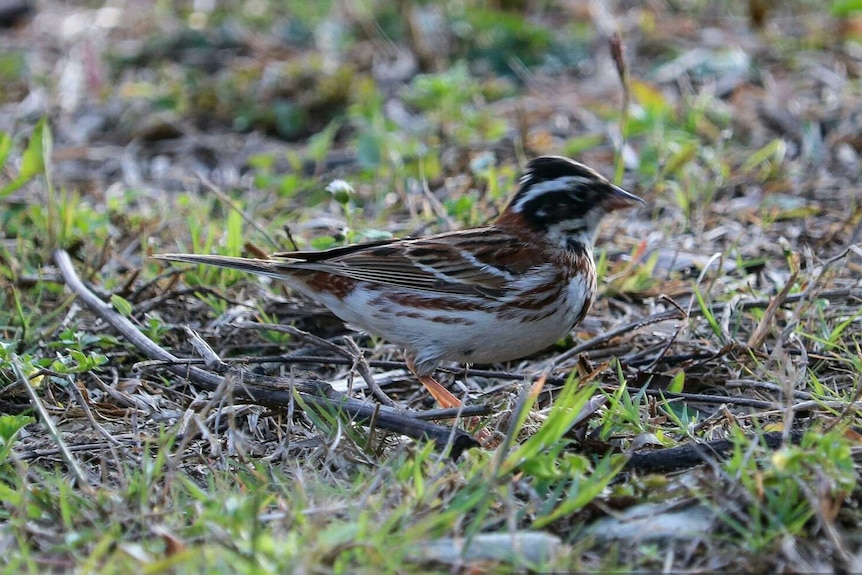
[{"xmin": 155, "ymin": 156, "xmax": 644, "ymax": 409}]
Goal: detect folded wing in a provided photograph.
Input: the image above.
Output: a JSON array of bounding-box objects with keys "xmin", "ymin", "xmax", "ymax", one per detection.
[{"xmin": 273, "ymin": 229, "xmax": 544, "ymax": 299}]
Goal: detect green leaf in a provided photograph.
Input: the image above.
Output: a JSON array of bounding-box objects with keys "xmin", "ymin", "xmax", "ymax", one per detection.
[
  {"xmin": 0, "ymin": 118, "xmax": 51, "ymax": 197},
  {"xmin": 0, "ymin": 414, "xmax": 34, "ymax": 444},
  {"xmin": 310, "ymin": 236, "xmax": 339, "ymax": 250},
  {"xmin": 20, "ymin": 119, "xmax": 47, "ymax": 176},
  {"xmin": 22, "ymin": 118, "xmax": 50, "ymax": 184},
  {"xmin": 832, "ymin": 0, "xmax": 862, "ymax": 16},
  {"xmin": 668, "ymin": 370, "xmax": 685, "ymax": 393},
  {"xmin": 226, "ymin": 208, "xmax": 243, "ymax": 257},
  {"xmin": 110, "ymin": 294, "xmax": 133, "ymax": 317},
  {"xmin": 631, "ymin": 80, "xmax": 672, "ymax": 116},
  {"xmin": 0, "ymin": 131, "xmax": 12, "ymax": 168},
  {"xmin": 693, "ymin": 284, "xmax": 723, "ymax": 342},
  {"xmin": 563, "ymin": 133, "xmax": 604, "ymax": 156},
  {"xmin": 500, "ymin": 379, "xmax": 598, "ymax": 477},
  {"xmin": 532, "ymin": 454, "xmax": 627, "ymax": 528},
  {"xmin": 740, "ymin": 139, "xmax": 786, "ymax": 180}
]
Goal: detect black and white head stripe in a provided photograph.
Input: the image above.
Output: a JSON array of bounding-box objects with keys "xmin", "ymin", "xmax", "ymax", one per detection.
[
  {"xmin": 517, "ymin": 156, "xmax": 607, "ymax": 192},
  {"xmin": 509, "ymin": 157, "xmax": 620, "ymax": 229}
]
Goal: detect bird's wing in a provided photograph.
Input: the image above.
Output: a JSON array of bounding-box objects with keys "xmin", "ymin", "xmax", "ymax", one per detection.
[{"xmin": 272, "ymin": 228, "xmax": 544, "ymax": 298}]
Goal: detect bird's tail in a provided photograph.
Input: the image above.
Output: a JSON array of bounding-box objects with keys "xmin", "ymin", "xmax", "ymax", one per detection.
[{"xmin": 153, "ymin": 253, "xmax": 293, "ymax": 280}]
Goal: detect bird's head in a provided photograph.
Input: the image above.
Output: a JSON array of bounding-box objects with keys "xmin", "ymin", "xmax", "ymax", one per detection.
[{"xmin": 499, "ymin": 156, "xmax": 644, "ymax": 253}]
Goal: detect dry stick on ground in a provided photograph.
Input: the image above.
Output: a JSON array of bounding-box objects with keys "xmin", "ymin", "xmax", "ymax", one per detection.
[
  {"xmin": 623, "ymin": 429, "xmax": 806, "ymax": 475},
  {"xmin": 133, "ymin": 355, "xmax": 488, "ymax": 420},
  {"xmin": 15, "ymin": 440, "xmax": 140, "ymax": 461},
  {"xmin": 234, "ymin": 321, "xmax": 398, "ymax": 408},
  {"xmin": 53, "ymin": 249, "xmax": 479, "ymax": 457}
]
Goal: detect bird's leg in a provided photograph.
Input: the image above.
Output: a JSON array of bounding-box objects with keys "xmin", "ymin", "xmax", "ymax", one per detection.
[
  {"xmin": 405, "ymin": 356, "xmax": 462, "ymax": 409},
  {"xmin": 405, "ymin": 356, "xmax": 492, "ymax": 445}
]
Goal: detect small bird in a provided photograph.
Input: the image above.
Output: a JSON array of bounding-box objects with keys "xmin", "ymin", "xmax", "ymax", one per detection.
[{"xmin": 156, "ymin": 156, "xmax": 644, "ymax": 409}]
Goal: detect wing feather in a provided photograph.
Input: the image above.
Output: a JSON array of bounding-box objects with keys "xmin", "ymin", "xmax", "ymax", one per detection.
[{"xmin": 271, "ymin": 228, "xmax": 543, "ymax": 298}]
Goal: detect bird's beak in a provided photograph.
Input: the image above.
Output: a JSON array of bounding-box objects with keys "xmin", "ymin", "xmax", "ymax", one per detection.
[{"xmin": 602, "ymin": 184, "xmax": 645, "ymax": 211}]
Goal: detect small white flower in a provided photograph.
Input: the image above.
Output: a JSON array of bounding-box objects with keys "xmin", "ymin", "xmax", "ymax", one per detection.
[{"xmin": 326, "ymin": 179, "xmax": 354, "ymax": 204}]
